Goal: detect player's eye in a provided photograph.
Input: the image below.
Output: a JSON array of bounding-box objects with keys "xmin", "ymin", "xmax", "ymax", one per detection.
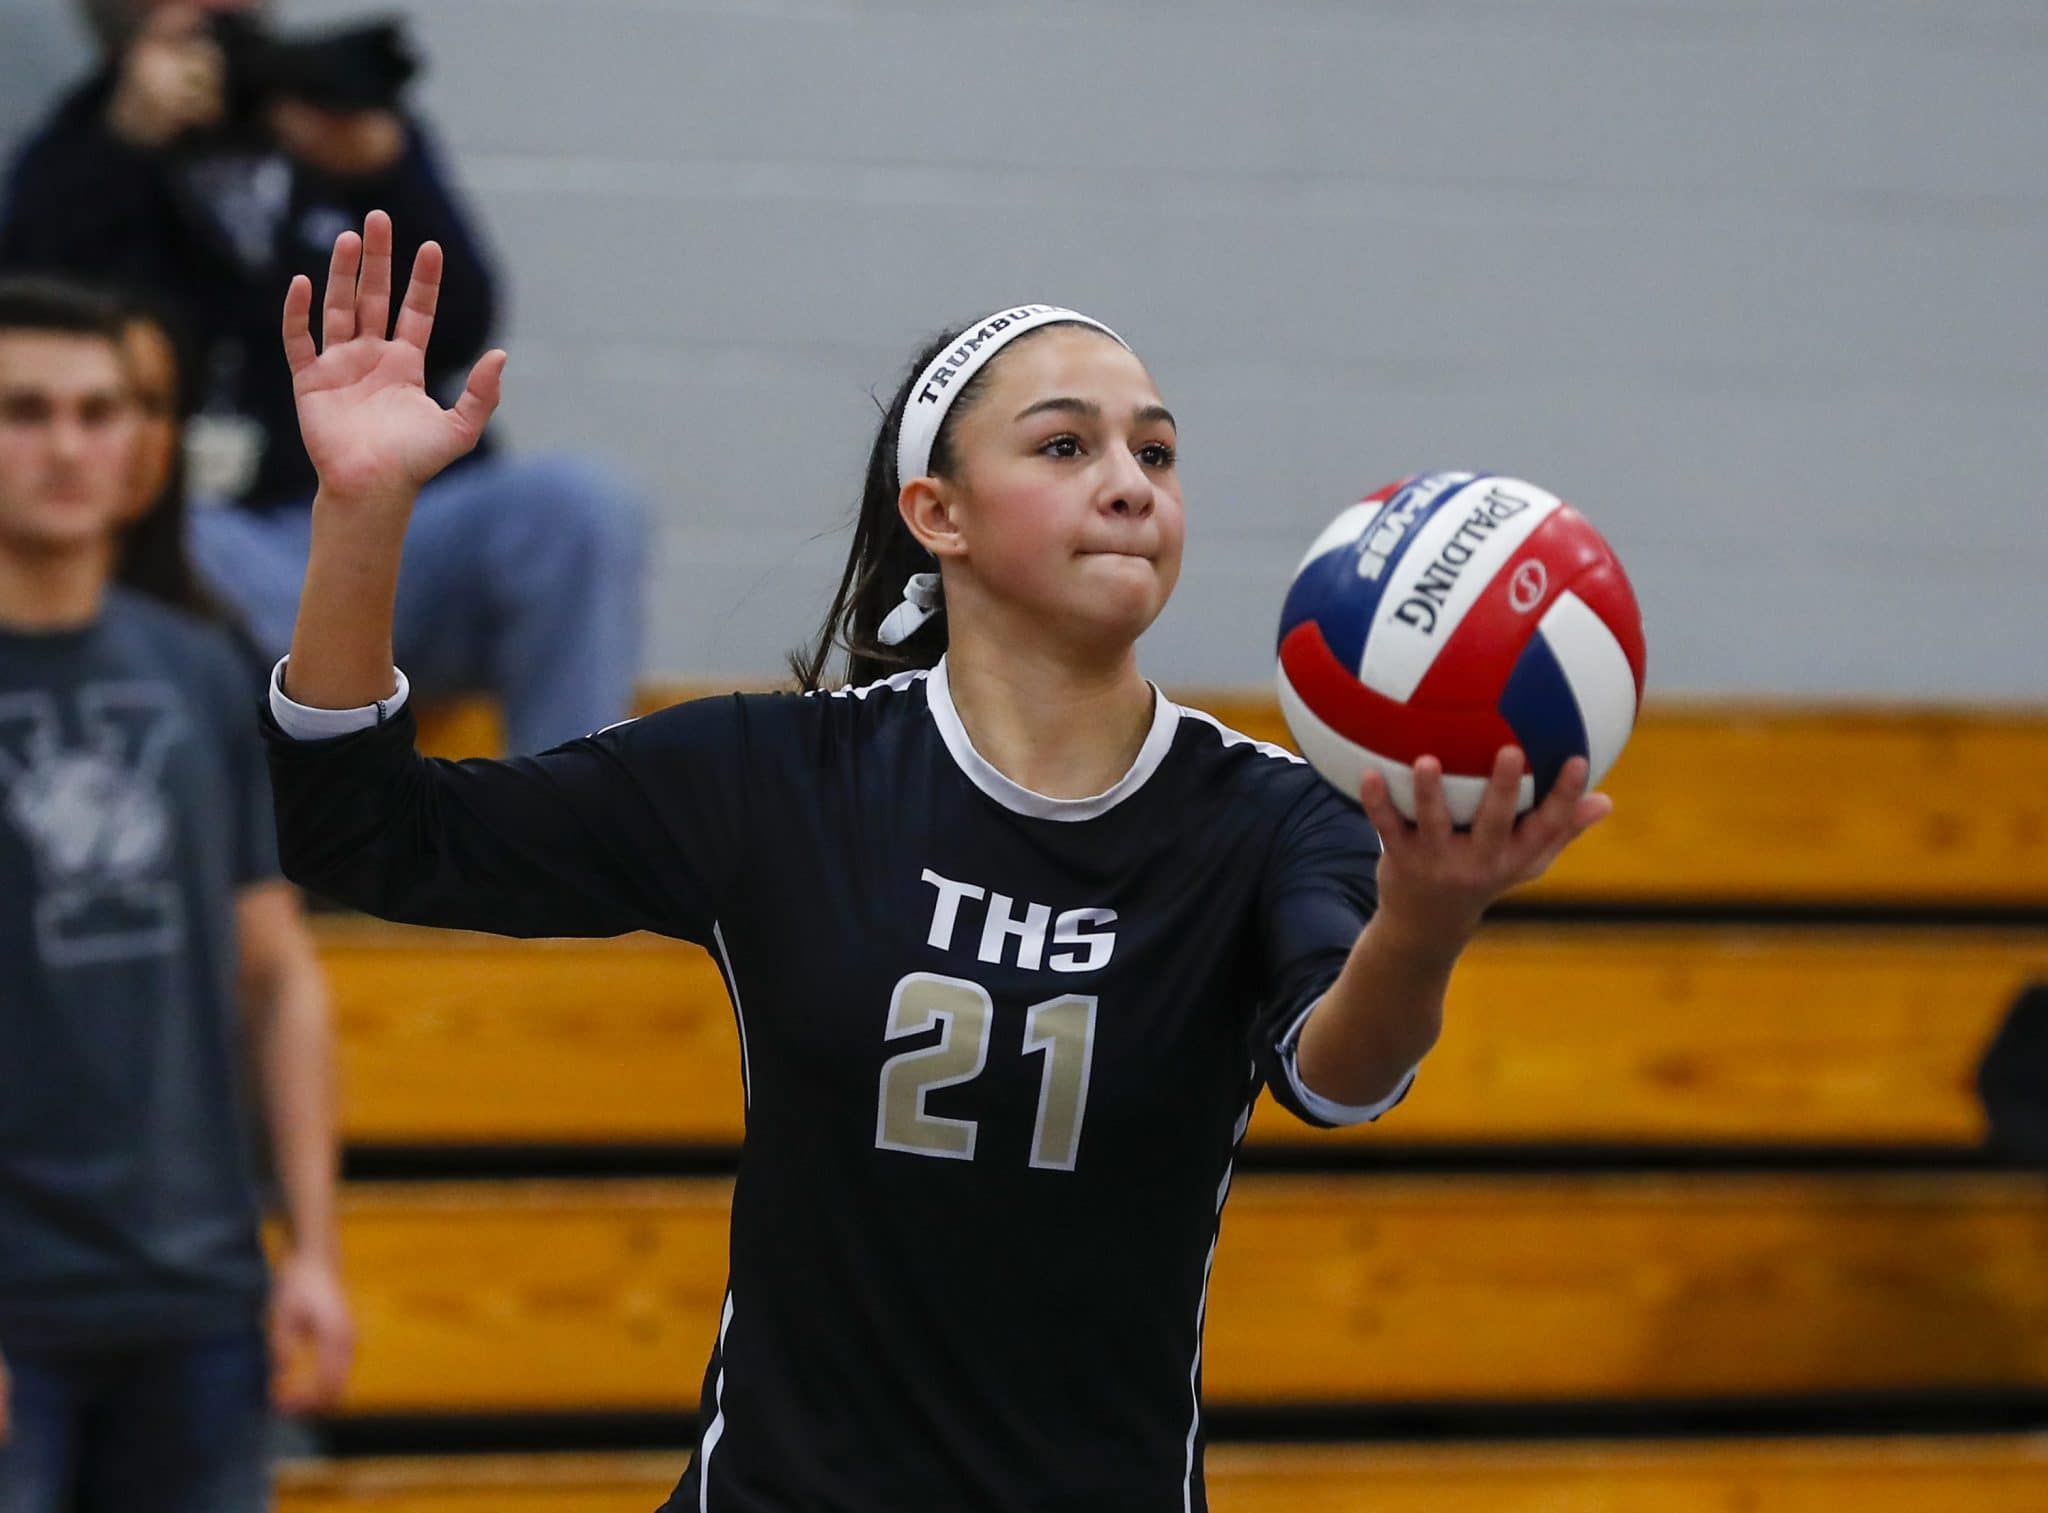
[
  {"xmin": 0, "ymin": 395, "xmax": 50, "ymax": 425},
  {"xmin": 1137, "ymin": 441, "xmax": 1177, "ymax": 469},
  {"xmin": 1039, "ymin": 434, "xmax": 1083, "ymax": 459}
]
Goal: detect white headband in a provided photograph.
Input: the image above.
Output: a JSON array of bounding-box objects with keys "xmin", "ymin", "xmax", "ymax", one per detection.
[{"xmin": 893, "ymin": 304, "xmax": 1127, "ymax": 489}]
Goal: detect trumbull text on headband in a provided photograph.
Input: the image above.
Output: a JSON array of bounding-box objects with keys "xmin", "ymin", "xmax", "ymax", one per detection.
[{"xmin": 912, "ymin": 306, "xmax": 1065, "ymax": 408}]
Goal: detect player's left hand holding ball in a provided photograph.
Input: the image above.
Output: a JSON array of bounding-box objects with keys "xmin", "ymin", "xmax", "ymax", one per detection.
[
  {"xmin": 1276, "ymin": 471, "xmax": 1644, "ymax": 949},
  {"xmin": 1361, "ymin": 748, "xmax": 1610, "ymax": 948},
  {"xmin": 283, "ymin": 208, "xmax": 506, "ymax": 505}
]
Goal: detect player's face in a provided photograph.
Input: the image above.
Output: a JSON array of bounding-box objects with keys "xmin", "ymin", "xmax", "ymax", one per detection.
[
  {"xmin": 121, "ymin": 318, "xmax": 180, "ymax": 523},
  {"xmin": 0, "ymin": 332, "xmax": 138, "ymax": 556},
  {"xmin": 941, "ymin": 327, "xmax": 1185, "ymax": 650}
]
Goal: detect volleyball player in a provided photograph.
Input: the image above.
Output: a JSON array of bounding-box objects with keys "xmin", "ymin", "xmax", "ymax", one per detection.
[{"xmin": 263, "ymin": 212, "xmax": 1611, "ymax": 1512}]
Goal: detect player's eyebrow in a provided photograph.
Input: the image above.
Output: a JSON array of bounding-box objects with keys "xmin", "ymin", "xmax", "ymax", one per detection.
[{"xmin": 1014, "ymin": 397, "xmax": 1177, "ymax": 430}]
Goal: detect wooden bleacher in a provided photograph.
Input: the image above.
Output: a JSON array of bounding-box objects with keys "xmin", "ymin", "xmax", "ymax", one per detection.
[
  {"xmin": 320, "ymin": 1173, "xmax": 2048, "ymax": 1412},
  {"xmin": 278, "ymin": 1438, "xmax": 2048, "ymax": 1513},
  {"xmin": 323, "ymin": 920, "xmax": 2048, "ymax": 1148},
  {"xmin": 417, "ymin": 691, "xmax": 2048, "ymax": 909},
  {"xmin": 290, "ymin": 692, "xmax": 2048, "ymax": 1507}
]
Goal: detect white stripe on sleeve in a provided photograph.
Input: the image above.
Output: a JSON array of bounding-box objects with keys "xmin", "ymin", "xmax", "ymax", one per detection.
[{"xmin": 268, "ymin": 657, "xmax": 410, "ymax": 740}]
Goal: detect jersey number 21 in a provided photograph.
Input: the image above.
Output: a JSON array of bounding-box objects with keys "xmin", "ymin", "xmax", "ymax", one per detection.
[{"xmin": 875, "ymin": 972, "xmax": 1097, "ymax": 1171}]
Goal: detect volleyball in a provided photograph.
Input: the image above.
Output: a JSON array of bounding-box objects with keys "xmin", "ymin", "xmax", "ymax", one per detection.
[{"xmin": 1276, "ymin": 472, "xmax": 1646, "ymax": 824}]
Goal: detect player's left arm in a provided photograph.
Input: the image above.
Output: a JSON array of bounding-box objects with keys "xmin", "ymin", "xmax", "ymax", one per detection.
[
  {"xmin": 235, "ymin": 878, "xmax": 355, "ymax": 1414},
  {"xmin": 1294, "ymin": 747, "xmax": 1611, "ymax": 1109}
]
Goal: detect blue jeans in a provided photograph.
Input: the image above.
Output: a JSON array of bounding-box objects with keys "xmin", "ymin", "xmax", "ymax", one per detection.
[
  {"xmin": 0, "ymin": 1328, "xmax": 271, "ymax": 1513},
  {"xmin": 189, "ymin": 453, "xmax": 647, "ymax": 754}
]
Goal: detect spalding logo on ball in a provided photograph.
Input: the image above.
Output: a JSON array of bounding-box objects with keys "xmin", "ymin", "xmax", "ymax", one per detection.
[{"xmin": 1277, "ymin": 472, "xmax": 1646, "ymax": 824}]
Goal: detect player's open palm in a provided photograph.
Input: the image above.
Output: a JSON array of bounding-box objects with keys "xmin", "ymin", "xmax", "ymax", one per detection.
[
  {"xmin": 283, "ymin": 209, "xmax": 505, "ymax": 503},
  {"xmin": 1360, "ymin": 747, "xmax": 1612, "ymax": 945}
]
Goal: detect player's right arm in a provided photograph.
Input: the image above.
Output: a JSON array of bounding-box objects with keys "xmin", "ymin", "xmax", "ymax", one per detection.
[
  {"xmin": 267, "ymin": 213, "xmax": 744, "ymax": 942},
  {"xmin": 280, "ymin": 209, "xmax": 501, "ymax": 712},
  {"xmin": 263, "ymin": 691, "xmax": 746, "ymax": 940}
]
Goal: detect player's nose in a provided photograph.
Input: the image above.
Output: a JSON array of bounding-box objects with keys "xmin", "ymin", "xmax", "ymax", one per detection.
[{"xmin": 1102, "ymin": 446, "xmax": 1156, "ymax": 519}]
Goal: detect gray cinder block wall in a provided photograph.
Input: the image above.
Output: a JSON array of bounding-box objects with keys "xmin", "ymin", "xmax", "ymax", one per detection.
[{"xmin": 4, "ymin": 1, "xmax": 2042, "ymax": 698}]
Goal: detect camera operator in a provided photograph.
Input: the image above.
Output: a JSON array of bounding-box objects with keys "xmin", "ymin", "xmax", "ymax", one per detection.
[
  {"xmin": 0, "ymin": 1, "xmax": 646, "ymax": 755},
  {"xmin": 2, "ymin": 2, "xmax": 487, "ymax": 510},
  {"xmin": 112, "ymin": 7, "xmax": 412, "ymax": 178}
]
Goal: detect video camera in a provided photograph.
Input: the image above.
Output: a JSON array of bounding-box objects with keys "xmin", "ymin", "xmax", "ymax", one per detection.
[{"xmin": 209, "ymin": 11, "xmax": 419, "ymax": 136}]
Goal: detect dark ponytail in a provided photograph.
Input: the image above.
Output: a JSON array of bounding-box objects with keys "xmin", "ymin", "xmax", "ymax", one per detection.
[
  {"xmin": 108, "ymin": 297, "xmax": 276, "ymax": 688},
  {"xmin": 789, "ymin": 318, "xmax": 1088, "ymax": 692},
  {"xmin": 109, "ymin": 297, "xmax": 243, "ymax": 635}
]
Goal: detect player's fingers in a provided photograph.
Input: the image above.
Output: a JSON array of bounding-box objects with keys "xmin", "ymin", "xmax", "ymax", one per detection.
[
  {"xmin": 1556, "ymin": 753, "xmax": 1589, "ymax": 810},
  {"xmin": 1510, "ymin": 759, "xmax": 1594, "ymax": 875},
  {"xmin": 1515, "ymin": 773, "xmax": 1572, "ymax": 868},
  {"xmin": 321, "ymin": 230, "xmax": 361, "ymax": 349},
  {"xmin": 1356, "ymin": 768, "xmax": 1412, "ymax": 854},
  {"xmin": 1467, "ymin": 746, "xmax": 1523, "ymax": 855},
  {"xmin": 1548, "ymin": 790, "xmax": 1614, "ymax": 857},
  {"xmin": 392, "ymin": 240, "xmax": 443, "ymax": 352},
  {"xmin": 1544, "ymin": 756, "xmax": 1591, "ymax": 819},
  {"xmin": 1515, "ymin": 793, "xmax": 1612, "ymax": 886},
  {"xmin": 1519, "ymin": 756, "xmax": 1586, "ymax": 840},
  {"xmin": 450, "ymin": 349, "xmax": 507, "ymax": 442},
  {"xmin": 1411, "ymin": 756, "xmax": 1454, "ymax": 847},
  {"xmin": 355, "ymin": 209, "xmax": 394, "ymax": 340},
  {"xmin": 282, "ymin": 275, "xmax": 317, "ymax": 374}
]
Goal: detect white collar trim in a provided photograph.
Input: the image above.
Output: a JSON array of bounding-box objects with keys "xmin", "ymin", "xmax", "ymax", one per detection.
[{"xmin": 926, "ymin": 657, "xmax": 1181, "ymax": 822}]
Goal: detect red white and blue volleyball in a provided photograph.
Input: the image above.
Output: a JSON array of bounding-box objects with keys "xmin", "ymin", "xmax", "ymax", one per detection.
[{"xmin": 1277, "ymin": 472, "xmax": 1647, "ymax": 824}]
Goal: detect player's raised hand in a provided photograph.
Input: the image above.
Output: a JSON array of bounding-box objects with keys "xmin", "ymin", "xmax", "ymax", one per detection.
[
  {"xmin": 282, "ymin": 210, "xmax": 506, "ymax": 504},
  {"xmin": 1359, "ymin": 747, "xmax": 1612, "ymax": 944}
]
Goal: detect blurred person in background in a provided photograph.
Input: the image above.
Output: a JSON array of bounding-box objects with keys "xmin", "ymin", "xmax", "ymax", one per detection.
[
  {"xmin": 113, "ymin": 292, "xmax": 251, "ymax": 636},
  {"xmin": 0, "ymin": 0, "xmax": 646, "ymax": 753},
  {"xmin": 0, "ymin": 277, "xmax": 350, "ymax": 1512},
  {"xmin": 1978, "ymin": 982, "xmax": 2048, "ymax": 1162}
]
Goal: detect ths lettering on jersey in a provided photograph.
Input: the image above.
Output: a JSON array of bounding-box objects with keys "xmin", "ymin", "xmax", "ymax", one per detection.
[
  {"xmin": 1391, "ymin": 486, "xmax": 1531, "ymax": 635},
  {"xmin": 920, "ymin": 868, "xmax": 1117, "ymax": 973}
]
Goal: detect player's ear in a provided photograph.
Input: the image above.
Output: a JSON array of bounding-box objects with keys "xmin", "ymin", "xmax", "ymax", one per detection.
[{"xmin": 898, "ymin": 475, "xmax": 966, "ymax": 560}]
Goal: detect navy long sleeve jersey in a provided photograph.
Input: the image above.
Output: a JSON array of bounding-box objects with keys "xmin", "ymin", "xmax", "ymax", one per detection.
[{"xmin": 264, "ymin": 661, "xmax": 1390, "ymax": 1512}]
